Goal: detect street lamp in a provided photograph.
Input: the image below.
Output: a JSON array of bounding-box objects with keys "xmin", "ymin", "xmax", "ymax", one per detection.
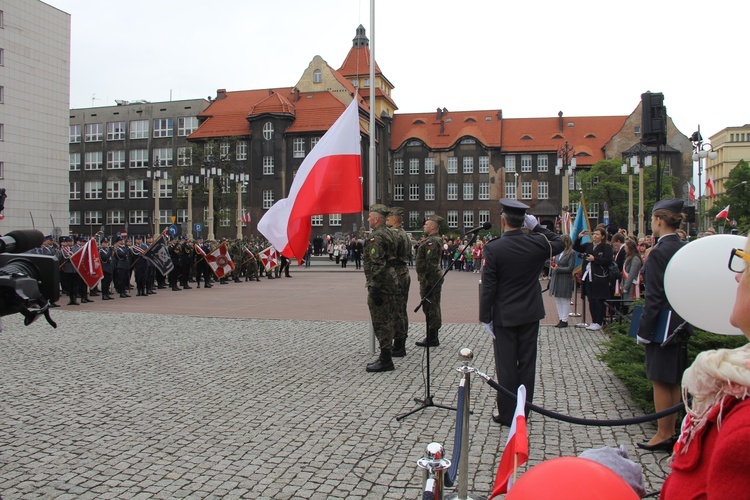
[
  {"xmin": 229, "ymin": 172, "xmax": 249, "ymax": 239},
  {"xmin": 179, "ymin": 174, "xmax": 201, "ymax": 238},
  {"xmin": 200, "ymin": 166, "xmax": 222, "ymax": 241},
  {"xmin": 556, "ymin": 140, "xmax": 577, "ymax": 216},
  {"xmin": 621, "ymin": 143, "xmax": 652, "ymax": 238},
  {"xmin": 690, "ymin": 127, "xmax": 718, "ymax": 232},
  {"xmin": 146, "ymin": 160, "xmax": 170, "ymax": 237}
]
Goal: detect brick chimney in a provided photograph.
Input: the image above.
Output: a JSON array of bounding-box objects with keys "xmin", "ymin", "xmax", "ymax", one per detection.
[{"xmin": 216, "ymin": 89, "xmax": 227, "ymax": 100}]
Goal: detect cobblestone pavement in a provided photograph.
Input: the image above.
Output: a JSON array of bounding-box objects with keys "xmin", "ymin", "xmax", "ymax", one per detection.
[{"xmin": 0, "ymin": 259, "xmax": 670, "ymax": 498}]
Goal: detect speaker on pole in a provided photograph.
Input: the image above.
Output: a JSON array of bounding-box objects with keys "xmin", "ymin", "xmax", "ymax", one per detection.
[
  {"xmin": 685, "ymin": 206, "xmax": 696, "ymax": 223},
  {"xmin": 641, "ymin": 91, "xmax": 667, "ymax": 146}
]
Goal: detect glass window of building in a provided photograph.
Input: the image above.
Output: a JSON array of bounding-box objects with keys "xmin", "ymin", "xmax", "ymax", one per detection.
[
  {"xmin": 69, "ymin": 182, "xmax": 80, "ymax": 200},
  {"xmin": 219, "ymin": 208, "xmax": 231, "ymax": 227},
  {"xmin": 70, "ymin": 211, "xmax": 81, "ymax": 226},
  {"xmin": 129, "ymin": 210, "xmax": 148, "ymax": 225},
  {"xmin": 84, "ymin": 151, "xmax": 103, "ymax": 170},
  {"xmin": 587, "ymin": 203, "xmax": 599, "ymax": 219},
  {"xmin": 219, "ymin": 142, "xmax": 231, "ymax": 159},
  {"xmin": 85, "ymin": 123, "xmax": 103, "ymax": 142},
  {"xmin": 521, "ymin": 155, "xmax": 532, "ymax": 172},
  {"xmin": 178, "ymin": 117, "xmax": 199, "ymax": 136},
  {"xmin": 479, "ymin": 209, "xmax": 490, "ymax": 225},
  {"xmin": 521, "ymin": 181, "xmax": 532, "ymax": 199},
  {"xmin": 293, "ymin": 138, "xmax": 305, "ymax": 158},
  {"xmin": 394, "ymin": 159, "xmax": 404, "ymax": 175},
  {"xmin": 505, "ymin": 183, "xmax": 516, "ymax": 199},
  {"xmin": 409, "ymin": 158, "xmax": 420, "ymax": 175},
  {"xmin": 447, "ymin": 182, "xmax": 458, "ymax": 200},
  {"xmin": 424, "ymin": 157, "xmax": 435, "ymax": 175},
  {"xmin": 153, "ymin": 148, "xmax": 173, "ymax": 167},
  {"xmin": 153, "ymin": 118, "xmax": 174, "ymax": 138},
  {"xmin": 447, "ymin": 210, "xmax": 458, "ymax": 228},
  {"xmin": 263, "ymin": 156, "xmax": 274, "ymax": 175},
  {"xmin": 107, "ymin": 121, "xmax": 126, "ymax": 141},
  {"xmin": 107, "ymin": 150, "xmax": 125, "ymax": 169},
  {"xmin": 263, "ymin": 122, "xmax": 274, "ymax": 141},
  {"xmin": 107, "ymin": 180, "xmax": 125, "ymax": 199},
  {"xmin": 504, "ymin": 155, "xmax": 516, "ymax": 173},
  {"xmin": 236, "ymin": 141, "xmax": 247, "ymax": 161},
  {"xmin": 479, "ymin": 156, "xmax": 490, "ymax": 173},
  {"xmin": 159, "ymin": 210, "xmax": 173, "ymax": 225},
  {"xmin": 176, "ymin": 209, "xmax": 187, "ymax": 224},
  {"xmin": 69, "ymin": 153, "xmax": 81, "ymax": 171},
  {"xmin": 69, "ymin": 124, "xmax": 81, "ymax": 143},
  {"xmin": 263, "ymin": 189, "xmax": 274, "ymax": 209},
  {"xmin": 84, "ymin": 181, "xmax": 103, "ymax": 199},
  {"xmin": 107, "ymin": 209, "xmax": 125, "ymax": 225},
  {"xmin": 537, "ymin": 154, "xmax": 548, "ymax": 172},
  {"xmin": 538, "ymin": 181, "xmax": 549, "ymax": 199},
  {"xmin": 129, "ymin": 149, "xmax": 149, "ymax": 168},
  {"xmin": 311, "ymin": 215, "xmax": 323, "ymax": 226},
  {"xmin": 177, "ymin": 147, "xmax": 192, "ymax": 166},
  {"xmin": 425, "ymin": 182, "xmax": 435, "ymax": 201},
  {"xmin": 409, "ymin": 184, "xmax": 419, "ymax": 201},
  {"xmin": 130, "ymin": 120, "xmax": 149, "ymax": 139},
  {"xmin": 329, "ymin": 213, "xmax": 342, "ymax": 226},
  {"xmin": 463, "ymin": 183, "xmax": 474, "ymax": 200},
  {"xmin": 463, "ymin": 210, "xmax": 474, "ymax": 229},
  {"xmin": 158, "ymin": 181, "xmax": 173, "ymax": 199},
  {"xmin": 313, "ymin": 69, "xmax": 322, "ymax": 84},
  {"xmin": 409, "ymin": 210, "xmax": 419, "ymax": 228},
  {"xmin": 394, "ymin": 184, "xmax": 404, "ymax": 201},
  {"xmin": 84, "ymin": 211, "xmax": 103, "ymax": 225},
  {"xmin": 311, "ymin": 137, "xmax": 321, "ymax": 149},
  {"xmin": 479, "ymin": 182, "xmax": 490, "ymax": 200},
  {"xmin": 129, "ymin": 179, "xmax": 148, "ymax": 199},
  {"xmin": 463, "ymin": 157, "xmax": 474, "ymax": 174},
  {"xmin": 447, "ymin": 157, "xmax": 458, "ymax": 174}
]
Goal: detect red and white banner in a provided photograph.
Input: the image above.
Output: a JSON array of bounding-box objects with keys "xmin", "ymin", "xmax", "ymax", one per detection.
[
  {"xmin": 70, "ymin": 239, "xmax": 104, "ymax": 288},
  {"xmin": 257, "ymin": 98, "xmax": 362, "ymax": 262},
  {"xmin": 259, "ymin": 246, "xmax": 279, "ymax": 271},
  {"xmin": 706, "ymin": 176, "xmax": 715, "ymax": 198},
  {"xmin": 689, "ymin": 183, "xmax": 696, "ymax": 202},
  {"xmin": 490, "ymin": 385, "xmax": 529, "ymax": 498},
  {"xmin": 205, "ymin": 243, "xmax": 235, "ymax": 278},
  {"xmin": 241, "ymin": 211, "xmax": 251, "ymax": 224},
  {"xmin": 715, "ymin": 204, "xmax": 730, "ymax": 220}
]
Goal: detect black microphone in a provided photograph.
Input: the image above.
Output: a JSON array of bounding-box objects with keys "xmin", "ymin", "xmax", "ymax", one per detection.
[
  {"xmin": 0, "ymin": 229, "xmax": 45, "ymax": 254},
  {"xmin": 464, "ymin": 222, "xmax": 492, "ymax": 235}
]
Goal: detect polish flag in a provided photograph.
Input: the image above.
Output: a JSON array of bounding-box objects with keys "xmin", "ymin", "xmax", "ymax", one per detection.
[
  {"xmin": 689, "ymin": 183, "xmax": 696, "ymax": 202},
  {"xmin": 490, "ymin": 385, "xmax": 529, "ymax": 498},
  {"xmin": 257, "ymin": 98, "xmax": 362, "ymax": 262},
  {"xmin": 706, "ymin": 176, "xmax": 715, "ymax": 198},
  {"xmin": 241, "ymin": 210, "xmax": 251, "ymax": 224},
  {"xmin": 205, "ymin": 243, "xmax": 235, "ymax": 279},
  {"xmin": 715, "ymin": 204, "xmax": 730, "ymax": 220},
  {"xmin": 70, "ymin": 239, "xmax": 104, "ymax": 288},
  {"xmin": 259, "ymin": 246, "xmax": 279, "ymax": 271}
]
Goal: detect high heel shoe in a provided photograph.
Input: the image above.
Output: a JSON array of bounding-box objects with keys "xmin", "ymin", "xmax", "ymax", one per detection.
[{"xmin": 637, "ymin": 437, "xmax": 676, "ymax": 452}]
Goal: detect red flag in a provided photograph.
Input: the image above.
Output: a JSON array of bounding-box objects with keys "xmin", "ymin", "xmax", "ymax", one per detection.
[
  {"xmin": 689, "ymin": 183, "xmax": 696, "ymax": 202},
  {"xmin": 259, "ymin": 246, "xmax": 279, "ymax": 271},
  {"xmin": 715, "ymin": 204, "xmax": 730, "ymax": 220},
  {"xmin": 257, "ymin": 98, "xmax": 362, "ymax": 262},
  {"xmin": 205, "ymin": 243, "xmax": 235, "ymax": 278},
  {"xmin": 70, "ymin": 239, "xmax": 104, "ymax": 288},
  {"xmin": 706, "ymin": 176, "xmax": 715, "ymax": 198},
  {"xmin": 242, "ymin": 211, "xmax": 251, "ymax": 224},
  {"xmin": 490, "ymin": 385, "xmax": 529, "ymax": 498}
]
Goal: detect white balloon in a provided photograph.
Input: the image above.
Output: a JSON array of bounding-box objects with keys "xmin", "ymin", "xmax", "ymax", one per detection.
[{"xmin": 665, "ymin": 234, "xmax": 747, "ymax": 335}]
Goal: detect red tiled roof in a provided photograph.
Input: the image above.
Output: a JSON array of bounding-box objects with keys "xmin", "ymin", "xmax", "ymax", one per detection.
[
  {"xmin": 357, "ymin": 87, "xmax": 398, "ymax": 111},
  {"xmin": 338, "ymin": 46, "xmax": 382, "ymax": 78},
  {"xmin": 248, "ymin": 91, "xmax": 295, "ymax": 118},
  {"xmin": 391, "ymin": 110, "xmax": 503, "ymax": 150},
  {"xmin": 285, "ymin": 92, "xmax": 347, "ymax": 133}
]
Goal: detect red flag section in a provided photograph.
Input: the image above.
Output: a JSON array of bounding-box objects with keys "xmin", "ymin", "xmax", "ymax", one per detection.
[
  {"xmin": 70, "ymin": 239, "xmax": 104, "ymax": 288},
  {"xmin": 257, "ymin": 98, "xmax": 362, "ymax": 262},
  {"xmin": 204, "ymin": 243, "xmax": 235, "ymax": 279},
  {"xmin": 259, "ymin": 246, "xmax": 279, "ymax": 271},
  {"xmin": 715, "ymin": 204, "xmax": 730, "ymax": 220},
  {"xmin": 689, "ymin": 183, "xmax": 696, "ymax": 202},
  {"xmin": 706, "ymin": 176, "xmax": 715, "ymax": 198},
  {"xmin": 490, "ymin": 385, "xmax": 529, "ymax": 498}
]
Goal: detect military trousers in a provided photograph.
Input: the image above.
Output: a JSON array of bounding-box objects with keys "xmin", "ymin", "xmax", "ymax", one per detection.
[
  {"xmin": 367, "ymin": 287, "xmax": 396, "ymax": 350},
  {"xmin": 419, "ymin": 281, "xmax": 442, "ymax": 335}
]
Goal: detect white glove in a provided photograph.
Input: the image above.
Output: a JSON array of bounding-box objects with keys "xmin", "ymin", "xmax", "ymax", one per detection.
[
  {"xmin": 482, "ymin": 322, "xmax": 495, "ymax": 340},
  {"xmin": 636, "ymin": 335, "xmax": 651, "ymax": 345},
  {"xmin": 523, "ymin": 214, "xmax": 539, "ymax": 230}
]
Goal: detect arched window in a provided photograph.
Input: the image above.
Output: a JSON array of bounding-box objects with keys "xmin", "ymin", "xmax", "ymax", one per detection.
[
  {"xmin": 313, "ymin": 69, "xmax": 322, "ymax": 84},
  {"xmin": 263, "ymin": 122, "xmax": 274, "ymax": 141}
]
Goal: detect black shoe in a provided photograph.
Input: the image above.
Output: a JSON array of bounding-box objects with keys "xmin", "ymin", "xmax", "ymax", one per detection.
[
  {"xmin": 89, "ymin": 290, "xmax": 100, "ymax": 296},
  {"xmin": 392, "ymin": 338, "xmax": 406, "ymax": 357},
  {"xmin": 491, "ymin": 413, "xmax": 512, "ymax": 426},
  {"xmin": 366, "ymin": 350, "xmax": 395, "ymax": 372},
  {"xmin": 183, "ymin": 285, "xmax": 192, "ymax": 289},
  {"xmin": 415, "ymin": 336, "xmax": 439, "ymax": 347},
  {"xmin": 147, "ymin": 291, "xmax": 156, "ymax": 295},
  {"xmin": 171, "ymin": 286, "xmax": 181, "ymax": 291},
  {"xmin": 556, "ymin": 320, "xmax": 568, "ymax": 328},
  {"xmin": 81, "ymin": 298, "xmax": 93, "ymax": 303},
  {"xmin": 157, "ymin": 285, "xmax": 167, "ymax": 289},
  {"xmin": 637, "ymin": 437, "xmax": 676, "ymax": 452},
  {"xmin": 205, "ymin": 284, "xmax": 213, "ymax": 288},
  {"xmin": 285, "ymin": 275, "xmax": 292, "ymax": 278},
  {"xmin": 102, "ymin": 295, "xmax": 111, "ymax": 301},
  {"xmin": 67, "ymin": 300, "xmax": 80, "ymax": 306}
]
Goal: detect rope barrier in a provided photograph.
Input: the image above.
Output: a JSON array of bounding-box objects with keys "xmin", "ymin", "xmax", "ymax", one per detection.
[{"xmin": 443, "ymin": 383, "xmax": 465, "ymax": 487}]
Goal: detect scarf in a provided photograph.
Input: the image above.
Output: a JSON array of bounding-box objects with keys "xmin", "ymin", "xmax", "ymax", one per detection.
[{"xmin": 677, "ymin": 343, "xmax": 750, "ymax": 454}]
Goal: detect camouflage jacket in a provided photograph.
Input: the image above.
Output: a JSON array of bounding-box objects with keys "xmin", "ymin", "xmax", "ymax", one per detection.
[
  {"xmin": 389, "ymin": 226, "xmax": 411, "ymax": 268},
  {"xmin": 416, "ymin": 234, "xmax": 443, "ymax": 285},
  {"xmin": 363, "ymin": 225, "xmax": 398, "ymax": 290}
]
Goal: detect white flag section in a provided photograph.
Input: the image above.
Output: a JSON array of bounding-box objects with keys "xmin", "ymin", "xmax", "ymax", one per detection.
[
  {"xmin": 490, "ymin": 384, "xmax": 529, "ymax": 498},
  {"xmin": 257, "ymin": 98, "xmax": 362, "ymax": 262}
]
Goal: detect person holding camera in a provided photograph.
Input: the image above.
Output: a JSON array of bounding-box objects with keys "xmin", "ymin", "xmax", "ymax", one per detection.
[{"xmin": 573, "ymin": 226, "xmax": 613, "ymax": 331}]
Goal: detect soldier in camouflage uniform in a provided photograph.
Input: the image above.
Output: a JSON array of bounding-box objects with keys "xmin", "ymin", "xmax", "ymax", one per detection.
[
  {"xmin": 363, "ymin": 204, "xmax": 399, "ymax": 372},
  {"xmin": 230, "ymin": 240, "xmax": 243, "ymax": 282},
  {"xmin": 415, "ymin": 214, "xmax": 444, "ymax": 347},
  {"xmin": 387, "ymin": 207, "xmax": 411, "ymax": 357}
]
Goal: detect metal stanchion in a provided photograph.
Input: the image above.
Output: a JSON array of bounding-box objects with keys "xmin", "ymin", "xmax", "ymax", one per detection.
[
  {"xmin": 569, "ymin": 279, "xmax": 581, "ymax": 317},
  {"xmin": 418, "ymin": 442, "xmax": 451, "ymax": 500}
]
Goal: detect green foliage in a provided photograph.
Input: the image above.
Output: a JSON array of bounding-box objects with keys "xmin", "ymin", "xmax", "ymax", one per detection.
[{"xmin": 706, "ymin": 159, "xmax": 750, "ymax": 233}]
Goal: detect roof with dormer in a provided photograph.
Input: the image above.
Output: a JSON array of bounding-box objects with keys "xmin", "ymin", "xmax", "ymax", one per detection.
[
  {"xmin": 391, "ymin": 110, "xmax": 504, "ymax": 151},
  {"xmin": 247, "ymin": 91, "xmax": 296, "ymax": 118}
]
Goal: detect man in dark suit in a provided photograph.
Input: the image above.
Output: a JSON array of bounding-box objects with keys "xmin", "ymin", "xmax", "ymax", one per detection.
[{"xmin": 479, "ymin": 199, "xmax": 564, "ymax": 425}]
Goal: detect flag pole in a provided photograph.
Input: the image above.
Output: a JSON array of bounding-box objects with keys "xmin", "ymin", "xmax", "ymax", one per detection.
[{"xmin": 368, "ymin": 0, "xmax": 377, "ymax": 356}]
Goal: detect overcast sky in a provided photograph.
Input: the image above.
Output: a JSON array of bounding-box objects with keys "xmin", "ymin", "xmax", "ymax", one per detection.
[{"xmin": 48, "ymin": 0, "xmax": 747, "ymax": 141}]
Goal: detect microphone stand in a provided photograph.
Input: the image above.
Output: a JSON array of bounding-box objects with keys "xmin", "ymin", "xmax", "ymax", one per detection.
[{"xmin": 397, "ymin": 230, "xmax": 481, "ymax": 421}]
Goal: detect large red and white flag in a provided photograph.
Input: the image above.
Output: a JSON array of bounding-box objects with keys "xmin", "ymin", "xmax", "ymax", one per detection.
[
  {"xmin": 490, "ymin": 385, "xmax": 529, "ymax": 498},
  {"xmin": 257, "ymin": 98, "xmax": 362, "ymax": 262},
  {"xmin": 259, "ymin": 246, "xmax": 279, "ymax": 271},
  {"xmin": 706, "ymin": 176, "xmax": 715, "ymax": 198},
  {"xmin": 205, "ymin": 243, "xmax": 235, "ymax": 279},
  {"xmin": 715, "ymin": 204, "xmax": 730, "ymax": 220},
  {"xmin": 70, "ymin": 239, "xmax": 104, "ymax": 288}
]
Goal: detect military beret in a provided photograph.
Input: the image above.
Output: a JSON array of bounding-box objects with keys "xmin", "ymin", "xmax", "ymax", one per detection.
[
  {"xmin": 369, "ymin": 204, "xmax": 390, "ymax": 216},
  {"xmin": 426, "ymin": 214, "xmax": 444, "ymax": 224},
  {"xmin": 652, "ymin": 198, "xmax": 684, "ymax": 214},
  {"xmin": 499, "ymin": 198, "xmax": 529, "ymax": 215},
  {"xmin": 388, "ymin": 207, "xmax": 405, "ymax": 217}
]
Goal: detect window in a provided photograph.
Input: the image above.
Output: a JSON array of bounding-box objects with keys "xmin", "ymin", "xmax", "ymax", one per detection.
[
  {"xmin": 409, "ymin": 211, "xmax": 420, "ymax": 229},
  {"xmin": 177, "ymin": 147, "xmax": 192, "ymax": 166},
  {"xmin": 204, "ymin": 143, "xmax": 213, "ymax": 161},
  {"xmin": 463, "ymin": 157, "xmax": 474, "ymax": 174},
  {"xmin": 70, "ymin": 182, "xmax": 80, "ymax": 200},
  {"xmin": 329, "ymin": 213, "xmax": 342, "ymax": 226},
  {"xmin": 217, "ymin": 142, "xmax": 230, "ymax": 160},
  {"xmin": 313, "ymin": 69, "xmax": 322, "ymax": 84},
  {"xmin": 159, "ymin": 210, "xmax": 173, "ymax": 225},
  {"xmin": 538, "ymin": 181, "xmax": 549, "ymax": 200},
  {"xmin": 479, "ymin": 210, "xmax": 490, "ymax": 225},
  {"xmin": 311, "ymin": 137, "xmax": 321, "ymax": 149},
  {"xmin": 263, "ymin": 156, "xmax": 274, "ymax": 175},
  {"xmin": 84, "ymin": 181, "xmax": 103, "ymax": 200},
  {"xmin": 364, "ymin": 78, "xmax": 371, "ymax": 88},
  {"xmin": 129, "ymin": 210, "xmax": 148, "ymax": 225},
  {"xmin": 236, "ymin": 141, "xmax": 247, "ymax": 161},
  {"xmin": 479, "ymin": 156, "xmax": 490, "ymax": 173},
  {"xmin": 293, "ymin": 138, "xmax": 305, "ymax": 158},
  {"xmin": 85, "ymin": 123, "xmax": 103, "ymax": 142},
  {"xmin": 69, "ymin": 153, "xmax": 81, "ymax": 171},
  {"xmin": 505, "ymin": 182, "xmax": 516, "ymax": 200},
  {"xmin": 311, "ymin": 215, "xmax": 323, "ymax": 226},
  {"xmin": 409, "ymin": 158, "xmax": 420, "ymax": 175},
  {"xmin": 107, "ymin": 209, "xmax": 125, "ymax": 225},
  {"xmin": 263, "ymin": 122, "xmax": 274, "ymax": 141},
  {"xmin": 447, "ymin": 182, "xmax": 458, "ymax": 200},
  {"xmin": 447, "ymin": 210, "xmax": 459, "ymax": 228},
  {"xmin": 409, "ymin": 184, "xmax": 419, "ymax": 201},
  {"xmin": 587, "ymin": 203, "xmax": 600, "ymax": 220},
  {"xmin": 107, "ymin": 121, "xmax": 125, "ymax": 140},
  {"xmin": 424, "ymin": 210, "xmax": 435, "ymax": 220},
  {"xmin": 263, "ymin": 189, "xmax": 274, "ymax": 209},
  {"xmin": 70, "ymin": 125, "xmax": 81, "ymax": 143},
  {"xmin": 463, "ymin": 211, "xmax": 474, "ymax": 229},
  {"xmin": 129, "ymin": 149, "xmax": 149, "ymax": 168},
  {"xmin": 153, "ymin": 118, "xmax": 173, "ymax": 138},
  {"xmin": 153, "ymin": 148, "xmax": 173, "ymax": 167},
  {"xmin": 107, "ymin": 150, "xmax": 125, "ymax": 169},
  {"xmin": 129, "ymin": 179, "xmax": 148, "ymax": 199},
  {"xmin": 219, "ymin": 208, "xmax": 231, "ymax": 227},
  {"xmin": 69, "ymin": 211, "xmax": 81, "ymax": 226},
  {"xmin": 394, "ymin": 183, "xmax": 404, "ymax": 201},
  {"xmin": 521, "ymin": 155, "xmax": 532, "ymax": 172},
  {"xmin": 504, "ymin": 155, "xmax": 516, "ymax": 173},
  {"xmin": 537, "ymin": 154, "xmax": 548, "ymax": 172},
  {"xmin": 521, "ymin": 181, "xmax": 532, "ymax": 200},
  {"xmin": 425, "ymin": 183, "xmax": 435, "ymax": 201},
  {"xmin": 107, "ymin": 180, "xmax": 125, "ymax": 199},
  {"xmin": 463, "ymin": 183, "xmax": 474, "ymax": 200},
  {"xmin": 84, "ymin": 151, "xmax": 103, "ymax": 170},
  {"xmin": 84, "ymin": 211, "xmax": 103, "ymax": 225},
  {"xmin": 130, "ymin": 120, "xmax": 149, "ymax": 139},
  {"xmin": 176, "ymin": 209, "xmax": 187, "ymax": 224},
  {"xmin": 479, "ymin": 182, "xmax": 490, "ymax": 200},
  {"xmin": 394, "ymin": 159, "xmax": 404, "ymax": 175},
  {"xmin": 0, "ymin": 85, "xmax": 3, "ymax": 103},
  {"xmin": 447, "ymin": 157, "xmax": 458, "ymax": 174},
  {"xmin": 178, "ymin": 117, "xmax": 199, "ymax": 136},
  {"xmin": 425, "ymin": 158, "xmax": 435, "ymax": 175},
  {"xmin": 158, "ymin": 181, "xmax": 173, "ymax": 199}
]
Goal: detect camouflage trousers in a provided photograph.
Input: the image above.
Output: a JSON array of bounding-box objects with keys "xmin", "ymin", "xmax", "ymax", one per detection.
[
  {"xmin": 367, "ymin": 286, "xmax": 397, "ymax": 350},
  {"xmin": 393, "ymin": 266, "xmax": 410, "ymax": 341},
  {"xmin": 419, "ymin": 281, "xmax": 442, "ymax": 335}
]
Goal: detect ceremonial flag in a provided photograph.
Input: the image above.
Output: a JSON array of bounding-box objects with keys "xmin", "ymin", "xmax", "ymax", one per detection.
[
  {"xmin": 257, "ymin": 98, "xmax": 362, "ymax": 262},
  {"xmin": 689, "ymin": 183, "xmax": 696, "ymax": 202},
  {"xmin": 205, "ymin": 243, "xmax": 235, "ymax": 279},
  {"xmin": 70, "ymin": 239, "xmax": 104, "ymax": 288},
  {"xmin": 142, "ymin": 233, "xmax": 174, "ymax": 277},
  {"xmin": 706, "ymin": 176, "xmax": 715, "ymax": 198},
  {"xmin": 241, "ymin": 211, "xmax": 251, "ymax": 224},
  {"xmin": 243, "ymin": 246, "xmax": 256, "ymax": 260},
  {"xmin": 259, "ymin": 246, "xmax": 279, "ymax": 271},
  {"xmin": 715, "ymin": 204, "xmax": 730, "ymax": 220},
  {"xmin": 570, "ymin": 198, "xmax": 591, "ymax": 275},
  {"xmin": 490, "ymin": 385, "xmax": 528, "ymax": 498},
  {"xmin": 194, "ymin": 243, "xmax": 207, "ymax": 258}
]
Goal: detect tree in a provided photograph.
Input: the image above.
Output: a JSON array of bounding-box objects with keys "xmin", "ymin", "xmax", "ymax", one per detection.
[{"xmin": 707, "ymin": 159, "xmax": 750, "ymax": 233}]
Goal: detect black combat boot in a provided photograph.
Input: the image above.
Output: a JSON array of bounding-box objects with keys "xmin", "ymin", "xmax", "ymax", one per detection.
[
  {"xmin": 415, "ymin": 331, "xmax": 439, "ymax": 347},
  {"xmin": 391, "ymin": 338, "xmax": 406, "ymax": 357},
  {"xmin": 366, "ymin": 349, "xmax": 395, "ymax": 372}
]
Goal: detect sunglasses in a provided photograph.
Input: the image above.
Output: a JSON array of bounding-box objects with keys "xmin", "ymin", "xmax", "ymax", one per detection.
[{"xmin": 729, "ymin": 248, "xmax": 750, "ymax": 273}]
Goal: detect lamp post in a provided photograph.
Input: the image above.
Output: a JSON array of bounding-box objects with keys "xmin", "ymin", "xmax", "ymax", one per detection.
[
  {"xmin": 621, "ymin": 144, "xmax": 652, "ymax": 237},
  {"xmin": 200, "ymin": 166, "xmax": 222, "ymax": 241},
  {"xmin": 556, "ymin": 140, "xmax": 577, "ymax": 216},
  {"xmin": 179, "ymin": 174, "xmax": 201, "ymax": 238},
  {"xmin": 146, "ymin": 160, "xmax": 170, "ymax": 237},
  {"xmin": 230, "ymin": 172, "xmax": 249, "ymax": 239},
  {"xmin": 690, "ymin": 126, "xmax": 718, "ymax": 233}
]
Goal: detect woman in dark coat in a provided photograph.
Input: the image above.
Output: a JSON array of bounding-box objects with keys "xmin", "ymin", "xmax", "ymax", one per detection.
[
  {"xmin": 573, "ymin": 226, "xmax": 612, "ymax": 331},
  {"xmin": 549, "ymin": 234, "xmax": 575, "ymax": 328}
]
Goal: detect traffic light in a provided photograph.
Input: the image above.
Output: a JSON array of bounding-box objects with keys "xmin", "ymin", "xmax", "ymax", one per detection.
[{"xmin": 641, "ymin": 92, "xmax": 667, "ymax": 146}]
